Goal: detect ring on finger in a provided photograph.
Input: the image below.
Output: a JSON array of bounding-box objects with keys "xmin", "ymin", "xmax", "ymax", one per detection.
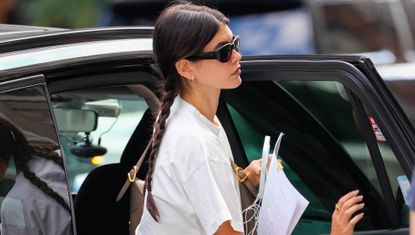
[{"xmin": 335, "ymin": 203, "xmax": 341, "ymax": 211}]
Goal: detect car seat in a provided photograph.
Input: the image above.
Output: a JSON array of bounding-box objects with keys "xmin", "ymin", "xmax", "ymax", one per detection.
[{"xmin": 74, "ymin": 108, "xmax": 154, "ymax": 235}]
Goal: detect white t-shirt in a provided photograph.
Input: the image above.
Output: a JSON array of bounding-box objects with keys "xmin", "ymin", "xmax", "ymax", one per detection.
[{"xmin": 136, "ymin": 96, "xmax": 243, "ymax": 235}]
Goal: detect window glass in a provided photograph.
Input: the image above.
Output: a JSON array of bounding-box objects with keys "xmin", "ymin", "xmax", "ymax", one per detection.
[
  {"xmin": 382, "ymin": 79, "xmax": 415, "ymax": 226},
  {"xmin": 362, "ymin": 111, "xmax": 409, "ymax": 227},
  {"xmin": 51, "ymin": 85, "xmax": 150, "ymax": 193},
  {"xmin": 0, "ymin": 85, "xmax": 72, "ymax": 234},
  {"xmin": 222, "ymin": 80, "xmax": 388, "ymax": 234},
  {"xmin": 278, "ymin": 81, "xmax": 382, "ymax": 193}
]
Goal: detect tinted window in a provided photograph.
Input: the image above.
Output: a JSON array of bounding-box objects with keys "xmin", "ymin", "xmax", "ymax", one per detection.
[
  {"xmin": 0, "ymin": 84, "xmax": 72, "ymax": 234},
  {"xmin": 360, "ymin": 105, "xmax": 408, "ymax": 226}
]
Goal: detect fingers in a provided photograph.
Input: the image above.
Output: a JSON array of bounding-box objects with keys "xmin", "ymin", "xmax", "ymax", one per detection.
[
  {"xmin": 254, "ymin": 159, "xmax": 261, "ymax": 175},
  {"xmin": 341, "ymin": 195, "xmax": 364, "ymax": 214},
  {"xmin": 343, "ymin": 202, "xmax": 364, "ymax": 220},
  {"xmin": 336, "ymin": 193, "xmax": 364, "ymax": 220},
  {"xmin": 337, "ymin": 190, "xmax": 359, "ymax": 207},
  {"xmin": 349, "ymin": 212, "xmax": 364, "ymax": 227},
  {"xmin": 331, "ymin": 190, "xmax": 365, "ymax": 235},
  {"xmin": 243, "ymin": 159, "xmax": 262, "ymax": 186}
]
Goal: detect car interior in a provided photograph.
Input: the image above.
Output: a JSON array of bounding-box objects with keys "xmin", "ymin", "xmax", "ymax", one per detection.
[
  {"xmin": 47, "ymin": 65, "xmax": 409, "ymax": 234},
  {"xmin": 51, "ymin": 83, "xmax": 159, "ymax": 234}
]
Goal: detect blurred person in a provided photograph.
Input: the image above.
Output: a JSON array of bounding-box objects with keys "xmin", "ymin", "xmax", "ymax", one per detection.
[
  {"xmin": 136, "ymin": 1, "xmax": 364, "ymax": 235},
  {"xmin": 0, "ymin": 0, "xmax": 12, "ymax": 23},
  {"xmin": 0, "ymin": 116, "xmax": 71, "ymax": 235}
]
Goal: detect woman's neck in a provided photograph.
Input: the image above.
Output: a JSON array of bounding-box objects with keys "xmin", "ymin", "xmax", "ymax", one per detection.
[{"xmin": 180, "ymin": 88, "xmax": 220, "ymax": 124}]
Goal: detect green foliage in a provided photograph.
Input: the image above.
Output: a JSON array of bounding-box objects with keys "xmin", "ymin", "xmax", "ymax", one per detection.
[{"xmin": 22, "ymin": 0, "xmax": 107, "ymax": 28}]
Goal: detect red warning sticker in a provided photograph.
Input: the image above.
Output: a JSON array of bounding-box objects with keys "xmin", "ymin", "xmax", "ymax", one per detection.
[{"xmin": 369, "ymin": 117, "xmax": 386, "ymax": 142}]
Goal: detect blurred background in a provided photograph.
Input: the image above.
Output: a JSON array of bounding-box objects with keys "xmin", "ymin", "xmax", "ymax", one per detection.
[{"xmin": 0, "ymin": 0, "xmax": 414, "ymax": 63}]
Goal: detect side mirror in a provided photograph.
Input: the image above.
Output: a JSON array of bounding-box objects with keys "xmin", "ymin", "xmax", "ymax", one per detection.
[{"xmin": 54, "ymin": 109, "xmax": 98, "ymax": 132}]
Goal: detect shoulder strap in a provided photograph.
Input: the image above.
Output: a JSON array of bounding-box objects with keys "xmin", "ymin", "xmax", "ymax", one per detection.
[{"xmin": 116, "ymin": 141, "xmax": 152, "ymax": 202}]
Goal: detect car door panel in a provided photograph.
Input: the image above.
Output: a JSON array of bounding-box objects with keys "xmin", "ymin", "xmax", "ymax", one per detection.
[{"xmin": 0, "ymin": 75, "xmax": 74, "ymax": 234}]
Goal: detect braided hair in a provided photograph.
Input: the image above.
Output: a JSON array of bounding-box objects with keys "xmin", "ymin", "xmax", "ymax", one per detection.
[
  {"xmin": 0, "ymin": 117, "xmax": 71, "ymax": 213},
  {"xmin": 145, "ymin": 0, "xmax": 229, "ymax": 222}
]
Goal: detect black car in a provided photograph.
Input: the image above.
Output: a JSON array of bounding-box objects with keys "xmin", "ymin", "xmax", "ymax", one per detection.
[{"xmin": 0, "ymin": 25, "xmax": 413, "ymax": 235}]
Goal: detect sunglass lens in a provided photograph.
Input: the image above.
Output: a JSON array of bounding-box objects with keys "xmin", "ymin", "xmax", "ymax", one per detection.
[{"xmin": 219, "ymin": 44, "xmax": 233, "ymax": 62}]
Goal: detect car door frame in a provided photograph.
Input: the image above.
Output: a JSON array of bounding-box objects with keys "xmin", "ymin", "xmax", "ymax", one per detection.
[
  {"xmin": 0, "ymin": 27, "xmax": 158, "ymax": 235},
  {"xmin": 218, "ymin": 55, "xmax": 415, "ymax": 233},
  {"xmin": 0, "ymin": 74, "xmax": 77, "ymax": 234}
]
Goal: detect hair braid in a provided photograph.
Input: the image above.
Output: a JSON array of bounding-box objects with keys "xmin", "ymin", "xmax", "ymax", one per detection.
[
  {"xmin": 33, "ymin": 145, "xmax": 65, "ymax": 169},
  {"xmin": 147, "ymin": 0, "xmax": 229, "ymax": 223},
  {"xmin": 145, "ymin": 75, "xmax": 179, "ymax": 222},
  {"xmin": 8, "ymin": 126, "xmax": 71, "ymax": 214},
  {"xmin": 17, "ymin": 164, "xmax": 71, "ymax": 213}
]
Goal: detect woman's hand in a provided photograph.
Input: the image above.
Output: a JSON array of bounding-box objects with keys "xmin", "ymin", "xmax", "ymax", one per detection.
[
  {"xmin": 242, "ymin": 159, "xmax": 262, "ymax": 186},
  {"xmin": 330, "ymin": 190, "xmax": 364, "ymax": 235}
]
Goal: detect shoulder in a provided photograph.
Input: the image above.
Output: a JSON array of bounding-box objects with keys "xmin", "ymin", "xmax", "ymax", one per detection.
[
  {"xmin": 156, "ymin": 117, "xmax": 224, "ymax": 175},
  {"xmin": 164, "ymin": 110, "xmax": 219, "ymax": 153}
]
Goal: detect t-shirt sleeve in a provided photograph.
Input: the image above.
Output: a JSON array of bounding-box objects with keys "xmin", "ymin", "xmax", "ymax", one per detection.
[{"xmin": 182, "ymin": 159, "xmax": 243, "ymax": 235}]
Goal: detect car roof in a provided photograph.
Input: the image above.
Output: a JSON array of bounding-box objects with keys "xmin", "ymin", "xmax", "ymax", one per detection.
[
  {"xmin": 0, "ymin": 24, "xmax": 67, "ymax": 41},
  {"xmin": 0, "ymin": 25, "xmax": 153, "ymax": 54}
]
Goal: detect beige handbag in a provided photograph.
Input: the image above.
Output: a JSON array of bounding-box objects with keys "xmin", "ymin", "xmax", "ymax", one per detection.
[
  {"xmin": 230, "ymin": 160, "xmax": 258, "ymax": 235},
  {"xmin": 116, "ymin": 141, "xmax": 151, "ymax": 235}
]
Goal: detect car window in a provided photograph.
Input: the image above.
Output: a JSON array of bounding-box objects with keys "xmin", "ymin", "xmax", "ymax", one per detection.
[
  {"xmin": 51, "ymin": 85, "xmax": 151, "ymax": 193},
  {"xmin": 222, "ymin": 79, "xmax": 398, "ymax": 234},
  {"xmin": 361, "ymin": 107, "xmax": 409, "ymax": 227},
  {"xmin": 0, "ymin": 82, "xmax": 73, "ymax": 234},
  {"xmin": 280, "ymin": 81, "xmax": 408, "ymax": 228}
]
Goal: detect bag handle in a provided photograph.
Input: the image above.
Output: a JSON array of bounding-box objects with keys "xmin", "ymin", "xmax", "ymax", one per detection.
[
  {"xmin": 116, "ymin": 141, "xmax": 152, "ymax": 202},
  {"xmin": 229, "ymin": 159, "xmax": 258, "ymax": 196}
]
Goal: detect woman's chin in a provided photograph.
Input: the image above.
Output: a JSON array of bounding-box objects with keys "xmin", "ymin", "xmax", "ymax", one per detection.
[{"xmin": 221, "ymin": 76, "xmax": 242, "ymax": 90}]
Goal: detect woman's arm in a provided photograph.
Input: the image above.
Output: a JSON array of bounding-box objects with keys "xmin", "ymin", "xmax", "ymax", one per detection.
[
  {"xmin": 214, "ymin": 221, "xmax": 243, "ymax": 235},
  {"xmin": 410, "ymin": 210, "xmax": 415, "ymax": 235}
]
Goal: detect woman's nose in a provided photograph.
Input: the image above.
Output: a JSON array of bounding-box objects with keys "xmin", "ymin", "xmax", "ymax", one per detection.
[{"xmin": 231, "ymin": 49, "xmax": 242, "ymax": 63}]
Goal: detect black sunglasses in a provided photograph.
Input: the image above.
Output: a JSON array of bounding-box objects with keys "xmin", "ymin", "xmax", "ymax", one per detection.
[{"xmin": 187, "ymin": 36, "xmax": 240, "ymax": 63}]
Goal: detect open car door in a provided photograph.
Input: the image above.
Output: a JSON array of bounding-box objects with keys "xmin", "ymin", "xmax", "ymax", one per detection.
[{"xmin": 218, "ymin": 55, "xmax": 415, "ymax": 234}]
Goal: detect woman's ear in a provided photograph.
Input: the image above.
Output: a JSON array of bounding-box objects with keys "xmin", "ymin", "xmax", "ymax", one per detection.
[{"xmin": 175, "ymin": 59, "xmax": 194, "ymax": 82}]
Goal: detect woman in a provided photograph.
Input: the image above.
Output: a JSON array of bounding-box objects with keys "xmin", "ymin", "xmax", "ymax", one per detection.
[
  {"xmin": 0, "ymin": 117, "xmax": 71, "ymax": 235},
  {"xmin": 137, "ymin": 1, "xmax": 364, "ymax": 234}
]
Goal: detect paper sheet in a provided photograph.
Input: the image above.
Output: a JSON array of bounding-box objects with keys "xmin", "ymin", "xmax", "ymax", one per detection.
[{"xmin": 257, "ymin": 133, "xmax": 309, "ymax": 235}]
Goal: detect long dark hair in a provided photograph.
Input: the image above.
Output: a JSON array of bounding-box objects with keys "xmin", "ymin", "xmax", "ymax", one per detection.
[
  {"xmin": 0, "ymin": 117, "xmax": 70, "ymax": 213},
  {"xmin": 145, "ymin": 0, "xmax": 229, "ymax": 221}
]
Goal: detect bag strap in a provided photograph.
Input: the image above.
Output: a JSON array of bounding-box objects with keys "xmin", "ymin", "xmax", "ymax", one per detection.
[
  {"xmin": 116, "ymin": 141, "xmax": 152, "ymax": 202},
  {"xmin": 229, "ymin": 159, "xmax": 258, "ymax": 196}
]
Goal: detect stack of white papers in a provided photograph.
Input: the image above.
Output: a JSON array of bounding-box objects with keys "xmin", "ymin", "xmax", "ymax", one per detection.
[{"xmin": 257, "ymin": 133, "xmax": 309, "ymax": 235}]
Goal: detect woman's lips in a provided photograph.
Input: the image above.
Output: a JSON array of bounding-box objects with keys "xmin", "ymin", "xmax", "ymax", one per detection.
[{"xmin": 232, "ymin": 67, "xmax": 241, "ymax": 76}]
